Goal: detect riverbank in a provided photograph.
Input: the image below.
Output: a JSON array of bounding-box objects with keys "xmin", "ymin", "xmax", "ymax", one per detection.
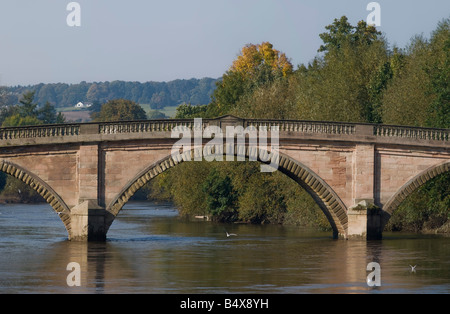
[{"xmin": 423, "ymin": 221, "xmax": 450, "ymax": 234}]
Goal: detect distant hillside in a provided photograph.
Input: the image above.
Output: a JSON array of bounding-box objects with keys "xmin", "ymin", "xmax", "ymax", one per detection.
[{"xmin": 7, "ymin": 78, "xmax": 219, "ymax": 109}]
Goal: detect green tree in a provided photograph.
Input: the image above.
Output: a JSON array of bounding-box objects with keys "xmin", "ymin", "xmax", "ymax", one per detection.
[
  {"xmin": 201, "ymin": 168, "xmax": 237, "ymax": 221},
  {"xmin": 231, "ymin": 75, "xmax": 298, "ymax": 120},
  {"xmin": 151, "ymin": 161, "xmax": 212, "ymax": 218},
  {"xmin": 19, "ymin": 91, "xmax": 38, "ymax": 117},
  {"xmin": 318, "ymin": 16, "xmax": 382, "ymax": 52},
  {"xmin": 1, "ymin": 114, "xmax": 43, "ymax": 127},
  {"xmin": 0, "ymin": 91, "xmax": 64, "ymax": 126},
  {"xmin": 92, "ymin": 99, "xmax": 147, "ymax": 122},
  {"xmin": 295, "ymin": 16, "xmax": 389, "ymax": 123},
  {"xmin": 88, "ymin": 100, "xmax": 102, "ymax": 114},
  {"xmin": 38, "ymin": 101, "xmax": 66, "ymax": 124},
  {"xmin": 238, "ymin": 173, "xmax": 287, "ymax": 224},
  {"xmin": 147, "ymin": 110, "xmax": 168, "ymax": 119},
  {"xmin": 381, "ymin": 18, "xmax": 450, "ymax": 128},
  {"xmin": 425, "ymin": 20, "xmax": 450, "ymax": 128},
  {"xmin": 366, "ymin": 48, "xmax": 406, "ymax": 123},
  {"xmin": 175, "ymin": 103, "xmax": 208, "ymax": 119}
]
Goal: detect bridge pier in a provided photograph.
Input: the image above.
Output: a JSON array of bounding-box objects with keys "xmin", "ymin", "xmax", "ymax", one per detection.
[
  {"xmin": 346, "ymin": 142, "xmax": 382, "ymax": 240},
  {"xmin": 69, "ymin": 142, "xmax": 109, "ymax": 241},
  {"xmin": 69, "ymin": 200, "xmax": 108, "ymax": 241},
  {"xmin": 347, "ymin": 200, "xmax": 382, "ymax": 240}
]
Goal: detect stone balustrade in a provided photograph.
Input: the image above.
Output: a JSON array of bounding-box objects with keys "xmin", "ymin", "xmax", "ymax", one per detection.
[
  {"xmin": 374, "ymin": 125, "xmax": 449, "ymax": 141},
  {"xmin": 0, "ymin": 117, "xmax": 448, "ymax": 142},
  {"xmin": 98, "ymin": 119, "xmax": 208, "ymax": 134},
  {"xmin": 0, "ymin": 124, "xmax": 80, "ymax": 140},
  {"xmin": 244, "ymin": 119, "xmax": 356, "ymax": 134}
]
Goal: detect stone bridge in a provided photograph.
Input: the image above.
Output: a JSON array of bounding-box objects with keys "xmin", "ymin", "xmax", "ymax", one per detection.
[{"xmin": 0, "ymin": 115, "xmax": 448, "ymax": 241}]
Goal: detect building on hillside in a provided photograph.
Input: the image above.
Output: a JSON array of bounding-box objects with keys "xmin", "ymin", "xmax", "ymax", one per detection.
[{"xmin": 75, "ymin": 102, "xmax": 92, "ymax": 108}]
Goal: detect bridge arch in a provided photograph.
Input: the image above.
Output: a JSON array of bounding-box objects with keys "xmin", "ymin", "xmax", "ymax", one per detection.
[
  {"xmin": 105, "ymin": 146, "xmax": 349, "ymax": 238},
  {"xmin": 381, "ymin": 160, "xmax": 450, "ymax": 230},
  {"xmin": 0, "ymin": 160, "xmax": 72, "ymax": 236}
]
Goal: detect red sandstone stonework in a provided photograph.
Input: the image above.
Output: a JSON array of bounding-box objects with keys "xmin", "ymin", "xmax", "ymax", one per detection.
[{"xmin": 0, "ymin": 116, "xmax": 448, "ymax": 240}]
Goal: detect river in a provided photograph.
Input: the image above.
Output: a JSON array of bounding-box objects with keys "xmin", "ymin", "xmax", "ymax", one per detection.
[{"xmin": 0, "ymin": 202, "xmax": 449, "ymax": 294}]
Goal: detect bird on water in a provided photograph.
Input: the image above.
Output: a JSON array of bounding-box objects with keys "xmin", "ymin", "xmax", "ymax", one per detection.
[{"xmin": 225, "ymin": 230, "xmax": 237, "ymax": 237}]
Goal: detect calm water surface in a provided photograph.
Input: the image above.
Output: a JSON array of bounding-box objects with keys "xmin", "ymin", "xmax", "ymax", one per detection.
[{"xmin": 0, "ymin": 202, "xmax": 449, "ymax": 294}]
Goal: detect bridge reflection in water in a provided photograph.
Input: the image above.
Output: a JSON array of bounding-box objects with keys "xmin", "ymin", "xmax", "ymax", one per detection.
[{"xmin": 0, "ymin": 115, "xmax": 448, "ymax": 241}]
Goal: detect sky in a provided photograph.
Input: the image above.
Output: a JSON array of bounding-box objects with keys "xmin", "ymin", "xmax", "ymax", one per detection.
[{"xmin": 0, "ymin": 0, "xmax": 449, "ymax": 86}]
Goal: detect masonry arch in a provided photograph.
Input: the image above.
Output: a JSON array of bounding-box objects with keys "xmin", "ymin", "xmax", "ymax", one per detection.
[
  {"xmin": 105, "ymin": 145, "xmax": 349, "ymax": 238},
  {"xmin": 0, "ymin": 160, "xmax": 72, "ymax": 236},
  {"xmin": 381, "ymin": 160, "xmax": 450, "ymax": 230}
]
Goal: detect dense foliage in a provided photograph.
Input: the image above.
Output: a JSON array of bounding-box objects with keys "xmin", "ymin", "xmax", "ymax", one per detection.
[{"xmin": 91, "ymin": 99, "xmax": 147, "ymax": 122}]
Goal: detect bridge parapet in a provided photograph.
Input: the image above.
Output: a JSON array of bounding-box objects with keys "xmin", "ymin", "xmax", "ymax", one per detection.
[
  {"xmin": 0, "ymin": 124, "xmax": 80, "ymax": 140},
  {"xmin": 98, "ymin": 119, "xmax": 208, "ymax": 134},
  {"xmin": 374, "ymin": 125, "xmax": 449, "ymax": 141},
  {"xmin": 0, "ymin": 116, "xmax": 448, "ymax": 147},
  {"xmin": 244, "ymin": 119, "xmax": 356, "ymax": 135}
]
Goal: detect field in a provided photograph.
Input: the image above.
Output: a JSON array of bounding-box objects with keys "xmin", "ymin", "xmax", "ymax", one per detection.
[
  {"xmin": 58, "ymin": 104, "xmax": 180, "ymax": 122},
  {"xmin": 140, "ymin": 104, "xmax": 179, "ymax": 118}
]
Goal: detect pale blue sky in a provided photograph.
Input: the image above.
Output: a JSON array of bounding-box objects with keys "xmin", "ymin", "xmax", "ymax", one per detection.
[{"xmin": 0, "ymin": 0, "xmax": 449, "ymax": 86}]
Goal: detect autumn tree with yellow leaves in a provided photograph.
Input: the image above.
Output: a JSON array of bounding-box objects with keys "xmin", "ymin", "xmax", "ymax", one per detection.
[
  {"xmin": 207, "ymin": 42, "xmax": 293, "ymax": 117},
  {"xmin": 231, "ymin": 42, "xmax": 293, "ymax": 77}
]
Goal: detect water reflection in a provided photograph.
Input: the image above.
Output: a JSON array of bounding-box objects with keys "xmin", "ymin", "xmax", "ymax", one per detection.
[{"xmin": 0, "ymin": 202, "xmax": 449, "ymax": 293}]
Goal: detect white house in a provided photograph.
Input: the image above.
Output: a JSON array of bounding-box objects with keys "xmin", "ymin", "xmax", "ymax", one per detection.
[{"xmin": 75, "ymin": 102, "xmax": 92, "ymax": 108}]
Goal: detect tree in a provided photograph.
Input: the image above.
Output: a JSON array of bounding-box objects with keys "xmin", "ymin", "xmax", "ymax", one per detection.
[
  {"xmin": 238, "ymin": 173, "xmax": 287, "ymax": 224},
  {"xmin": 366, "ymin": 47, "xmax": 406, "ymax": 123},
  {"xmin": 295, "ymin": 16, "xmax": 389, "ymax": 123},
  {"xmin": 425, "ymin": 19, "xmax": 450, "ymax": 128},
  {"xmin": 318, "ymin": 16, "xmax": 381, "ymax": 53},
  {"xmin": 381, "ymin": 18, "xmax": 450, "ymax": 128},
  {"xmin": 92, "ymin": 99, "xmax": 147, "ymax": 122},
  {"xmin": 231, "ymin": 76, "xmax": 298, "ymax": 120},
  {"xmin": 38, "ymin": 102, "xmax": 56, "ymax": 124},
  {"xmin": 208, "ymin": 42, "xmax": 293, "ymax": 116},
  {"xmin": 201, "ymin": 168, "xmax": 237, "ymax": 221},
  {"xmin": 19, "ymin": 91, "xmax": 38, "ymax": 117},
  {"xmin": 147, "ymin": 161, "xmax": 212, "ymax": 218},
  {"xmin": 175, "ymin": 103, "xmax": 208, "ymax": 119},
  {"xmin": 1, "ymin": 90, "xmax": 63, "ymax": 126},
  {"xmin": 147, "ymin": 110, "xmax": 168, "ymax": 119},
  {"xmin": 88, "ymin": 100, "xmax": 102, "ymax": 114},
  {"xmin": 231, "ymin": 42, "xmax": 293, "ymax": 78},
  {"xmin": 2, "ymin": 114, "xmax": 43, "ymax": 127}
]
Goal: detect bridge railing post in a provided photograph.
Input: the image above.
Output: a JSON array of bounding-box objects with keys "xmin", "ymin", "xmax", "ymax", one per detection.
[
  {"xmin": 355, "ymin": 124, "xmax": 374, "ymax": 137},
  {"xmin": 79, "ymin": 123, "xmax": 99, "ymax": 135}
]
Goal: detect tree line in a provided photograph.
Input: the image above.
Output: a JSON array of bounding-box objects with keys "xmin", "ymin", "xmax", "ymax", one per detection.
[{"xmin": 4, "ymin": 78, "xmax": 218, "ymax": 109}]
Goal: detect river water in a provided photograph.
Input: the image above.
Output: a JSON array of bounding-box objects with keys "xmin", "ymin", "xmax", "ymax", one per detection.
[{"xmin": 0, "ymin": 202, "xmax": 449, "ymax": 294}]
